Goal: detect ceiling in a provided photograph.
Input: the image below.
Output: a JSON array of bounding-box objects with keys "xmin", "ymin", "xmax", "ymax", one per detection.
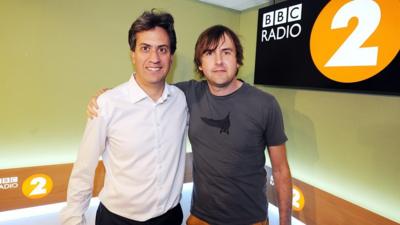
[{"xmin": 197, "ymin": 0, "xmax": 274, "ymax": 11}]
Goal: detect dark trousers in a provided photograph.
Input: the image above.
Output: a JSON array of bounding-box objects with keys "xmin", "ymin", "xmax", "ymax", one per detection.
[
  {"xmin": 186, "ymin": 214, "xmax": 268, "ymax": 225},
  {"xmin": 96, "ymin": 202, "xmax": 183, "ymax": 225}
]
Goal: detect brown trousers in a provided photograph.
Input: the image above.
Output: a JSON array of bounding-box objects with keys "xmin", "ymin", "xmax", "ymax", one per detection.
[{"xmin": 186, "ymin": 214, "xmax": 268, "ymax": 225}]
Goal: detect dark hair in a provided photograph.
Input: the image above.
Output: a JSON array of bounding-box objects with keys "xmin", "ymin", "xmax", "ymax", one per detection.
[
  {"xmin": 128, "ymin": 9, "xmax": 177, "ymax": 54},
  {"xmin": 194, "ymin": 25, "xmax": 243, "ymax": 76}
]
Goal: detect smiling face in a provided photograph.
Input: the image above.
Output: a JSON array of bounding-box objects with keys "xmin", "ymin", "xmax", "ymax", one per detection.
[
  {"xmin": 131, "ymin": 26, "xmax": 173, "ymax": 87},
  {"xmin": 198, "ymin": 33, "xmax": 239, "ymax": 88}
]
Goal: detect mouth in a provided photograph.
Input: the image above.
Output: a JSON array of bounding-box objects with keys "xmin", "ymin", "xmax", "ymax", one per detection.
[
  {"xmin": 212, "ymin": 68, "xmax": 227, "ymax": 72},
  {"xmin": 146, "ymin": 66, "xmax": 162, "ymax": 72}
]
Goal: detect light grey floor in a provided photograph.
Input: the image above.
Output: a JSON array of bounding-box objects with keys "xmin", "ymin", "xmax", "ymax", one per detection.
[{"xmin": 0, "ymin": 183, "xmax": 305, "ymax": 225}]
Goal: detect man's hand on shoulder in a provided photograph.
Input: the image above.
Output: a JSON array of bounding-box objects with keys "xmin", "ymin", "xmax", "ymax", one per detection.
[{"xmin": 86, "ymin": 88, "xmax": 109, "ymax": 119}]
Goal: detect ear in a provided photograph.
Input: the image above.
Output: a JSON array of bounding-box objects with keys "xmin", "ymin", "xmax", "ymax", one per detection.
[
  {"xmin": 130, "ymin": 51, "xmax": 136, "ymax": 65},
  {"xmin": 198, "ymin": 65, "xmax": 203, "ymax": 71}
]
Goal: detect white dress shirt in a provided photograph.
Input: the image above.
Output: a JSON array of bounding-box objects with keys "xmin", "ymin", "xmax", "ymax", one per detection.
[{"xmin": 60, "ymin": 75, "xmax": 188, "ymax": 225}]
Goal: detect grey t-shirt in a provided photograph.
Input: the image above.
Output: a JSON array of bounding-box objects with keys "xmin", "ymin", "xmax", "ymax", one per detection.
[{"xmin": 176, "ymin": 80, "xmax": 287, "ymax": 225}]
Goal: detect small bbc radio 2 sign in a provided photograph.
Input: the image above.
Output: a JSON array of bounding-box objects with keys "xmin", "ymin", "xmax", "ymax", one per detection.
[{"xmin": 254, "ymin": 0, "xmax": 400, "ymax": 95}]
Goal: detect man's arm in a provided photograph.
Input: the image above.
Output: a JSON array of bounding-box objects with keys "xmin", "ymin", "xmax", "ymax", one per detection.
[
  {"xmin": 173, "ymin": 80, "xmax": 192, "ymax": 93},
  {"xmin": 268, "ymin": 144, "xmax": 292, "ymax": 225},
  {"xmin": 87, "ymin": 81, "xmax": 196, "ymax": 118},
  {"xmin": 60, "ymin": 103, "xmax": 108, "ymax": 225}
]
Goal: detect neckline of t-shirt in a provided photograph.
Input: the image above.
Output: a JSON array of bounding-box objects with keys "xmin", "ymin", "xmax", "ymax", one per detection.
[{"xmin": 206, "ymin": 80, "xmax": 248, "ymax": 99}]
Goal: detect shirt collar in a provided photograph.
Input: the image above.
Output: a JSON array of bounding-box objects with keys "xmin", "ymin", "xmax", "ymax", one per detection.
[
  {"xmin": 127, "ymin": 74, "xmax": 172, "ymax": 104},
  {"xmin": 158, "ymin": 84, "xmax": 171, "ymax": 104}
]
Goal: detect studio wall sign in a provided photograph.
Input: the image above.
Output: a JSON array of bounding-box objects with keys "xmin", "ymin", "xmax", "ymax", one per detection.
[
  {"xmin": 22, "ymin": 174, "xmax": 54, "ymax": 199},
  {"xmin": 254, "ymin": 0, "xmax": 399, "ymax": 95},
  {"xmin": 0, "ymin": 173, "xmax": 54, "ymax": 201}
]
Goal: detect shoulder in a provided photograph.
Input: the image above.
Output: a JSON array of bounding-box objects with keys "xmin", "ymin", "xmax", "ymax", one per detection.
[
  {"xmin": 96, "ymin": 81, "xmax": 130, "ymax": 113},
  {"xmin": 168, "ymin": 83, "xmax": 186, "ymax": 100},
  {"xmin": 243, "ymin": 83, "xmax": 276, "ymax": 103},
  {"xmin": 239, "ymin": 83, "xmax": 283, "ymax": 117},
  {"xmin": 174, "ymin": 79, "xmax": 207, "ymax": 92}
]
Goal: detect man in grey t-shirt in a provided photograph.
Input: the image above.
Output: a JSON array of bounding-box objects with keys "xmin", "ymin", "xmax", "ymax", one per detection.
[{"xmin": 177, "ymin": 25, "xmax": 292, "ymax": 225}]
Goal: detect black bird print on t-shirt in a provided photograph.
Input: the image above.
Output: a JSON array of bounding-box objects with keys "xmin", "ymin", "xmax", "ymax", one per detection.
[{"xmin": 201, "ymin": 112, "xmax": 230, "ymax": 135}]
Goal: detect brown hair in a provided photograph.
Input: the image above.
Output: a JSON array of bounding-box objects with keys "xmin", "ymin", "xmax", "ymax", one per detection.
[
  {"xmin": 194, "ymin": 25, "xmax": 243, "ymax": 76},
  {"xmin": 128, "ymin": 9, "xmax": 177, "ymax": 54}
]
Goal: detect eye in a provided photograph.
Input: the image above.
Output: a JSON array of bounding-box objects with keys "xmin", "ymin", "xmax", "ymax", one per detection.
[
  {"xmin": 159, "ymin": 47, "xmax": 170, "ymax": 54},
  {"xmin": 223, "ymin": 50, "xmax": 232, "ymax": 55},
  {"xmin": 204, "ymin": 50, "xmax": 213, "ymax": 56},
  {"xmin": 141, "ymin": 46, "xmax": 150, "ymax": 52}
]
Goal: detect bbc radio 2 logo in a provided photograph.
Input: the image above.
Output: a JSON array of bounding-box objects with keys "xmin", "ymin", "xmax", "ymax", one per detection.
[
  {"xmin": 0, "ymin": 177, "xmax": 19, "ymax": 190},
  {"xmin": 22, "ymin": 174, "xmax": 54, "ymax": 199},
  {"xmin": 261, "ymin": 3, "xmax": 303, "ymax": 42},
  {"xmin": 310, "ymin": 0, "xmax": 399, "ymax": 83},
  {"xmin": 0, "ymin": 174, "xmax": 55, "ymax": 200},
  {"xmin": 1, "ymin": 174, "xmax": 54, "ymax": 199}
]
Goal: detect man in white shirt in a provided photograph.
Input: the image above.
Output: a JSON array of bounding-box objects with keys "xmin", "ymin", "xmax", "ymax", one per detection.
[{"xmin": 60, "ymin": 10, "xmax": 188, "ymax": 225}]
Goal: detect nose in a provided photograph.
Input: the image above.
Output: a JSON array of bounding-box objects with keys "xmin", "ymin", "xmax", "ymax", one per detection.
[
  {"xmin": 215, "ymin": 52, "xmax": 223, "ymax": 65},
  {"xmin": 149, "ymin": 49, "xmax": 160, "ymax": 63}
]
